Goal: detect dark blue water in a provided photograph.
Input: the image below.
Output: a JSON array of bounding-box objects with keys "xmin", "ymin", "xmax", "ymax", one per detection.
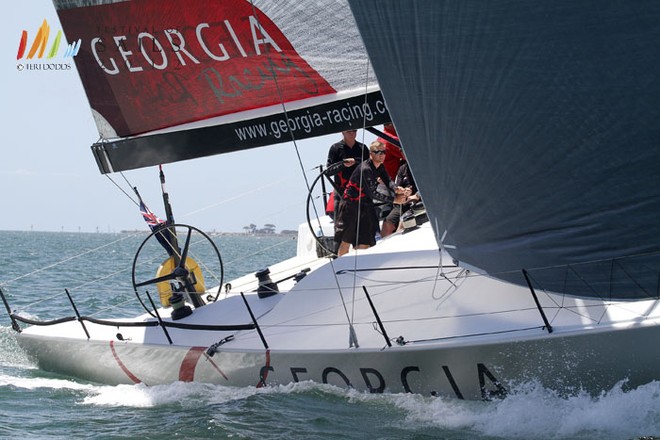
[{"xmin": 1, "ymin": 231, "xmax": 659, "ymax": 439}]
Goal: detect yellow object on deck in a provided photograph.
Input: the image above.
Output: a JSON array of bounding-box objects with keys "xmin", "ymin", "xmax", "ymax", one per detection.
[{"xmin": 156, "ymin": 256, "xmax": 206, "ymax": 307}]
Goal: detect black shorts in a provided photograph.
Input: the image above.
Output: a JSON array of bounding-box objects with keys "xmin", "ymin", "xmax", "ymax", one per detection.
[
  {"xmin": 334, "ymin": 200, "xmax": 379, "ymax": 247},
  {"xmin": 385, "ymin": 203, "xmax": 411, "ymax": 227}
]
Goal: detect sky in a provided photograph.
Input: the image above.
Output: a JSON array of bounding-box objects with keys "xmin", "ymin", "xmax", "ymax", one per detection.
[{"xmin": 1, "ymin": 0, "xmax": 377, "ymax": 234}]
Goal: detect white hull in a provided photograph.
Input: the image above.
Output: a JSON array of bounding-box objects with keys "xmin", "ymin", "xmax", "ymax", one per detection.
[
  {"xmin": 16, "ymin": 224, "xmax": 660, "ymax": 400},
  {"xmin": 17, "ymin": 323, "xmax": 660, "ymax": 400}
]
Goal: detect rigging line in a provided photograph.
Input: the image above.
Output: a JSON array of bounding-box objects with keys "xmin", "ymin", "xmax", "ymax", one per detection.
[
  {"xmin": 221, "ymin": 238, "xmax": 294, "ymax": 268},
  {"xmin": 12, "ymin": 289, "xmax": 66, "ymax": 312},
  {"xmin": 525, "ymin": 270, "xmax": 607, "ymax": 325},
  {"xmin": 245, "ymin": 2, "xmax": 328, "ymax": 259},
  {"xmin": 259, "ymin": 305, "xmax": 554, "ymax": 329},
  {"xmin": 349, "ymin": 56, "xmax": 378, "ymax": 328},
  {"xmin": 87, "ymin": 296, "xmax": 141, "ymax": 317},
  {"xmin": 15, "ymin": 284, "xmax": 133, "ymax": 314},
  {"xmin": 182, "ymin": 236, "xmax": 294, "ymax": 288},
  {"xmin": 68, "ymin": 265, "xmax": 133, "ymax": 292},
  {"xmin": 430, "ymin": 252, "xmax": 454, "ymax": 302},
  {"xmin": 104, "ymin": 173, "xmax": 139, "ymax": 207},
  {"xmin": 523, "ymin": 271, "xmax": 565, "ymax": 310},
  {"xmin": 245, "ymin": 1, "xmax": 313, "ymax": 193},
  {"xmin": 67, "ymin": 238, "xmax": 174, "ymax": 293},
  {"xmin": 0, "ymin": 233, "xmax": 139, "ymax": 287},
  {"xmin": 382, "ymin": 307, "xmax": 554, "ymax": 323},
  {"xmin": 406, "ymin": 326, "xmax": 547, "ymax": 345},
  {"xmin": 245, "ymin": 0, "xmax": 358, "ymax": 337},
  {"xmin": 429, "ymin": 224, "xmax": 452, "ymax": 302},
  {"xmin": 327, "ymin": 50, "xmax": 378, "ymax": 340},
  {"xmin": 246, "ymin": 2, "xmax": 388, "ymax": 347},
  {"xmin": 503, "ymin": 268, "xmax": 654, "ymax": 324},
  {"xmin": 485, "ymin": 247, "xmax": 660, "ymax": 278},
  {"xmin": 336, "ymin": 264, "xmax": 463, "ymax": 274},
  {"xmin": 243, "ymin": 1, "xmax": 333, "ymax": 265},
  {"xmin": 179, "ymin": 178, "xmax": 290, "ymax": 219},
  {"xmin": 342, "ymin": 272, "xmax": 454, "ymax": 287},
  {"xmin": 120, "ymin": 171, "xmax": 140, "ymax": 206}
]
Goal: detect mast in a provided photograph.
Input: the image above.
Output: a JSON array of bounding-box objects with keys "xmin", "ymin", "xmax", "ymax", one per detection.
[{"xmin": 158, "ymin": 165, "xmax": 179, "ymax": 264}]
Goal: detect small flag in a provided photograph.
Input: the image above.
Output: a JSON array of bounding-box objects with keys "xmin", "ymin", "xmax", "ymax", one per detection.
[
  {"xmin": 139, "ymin": 200, "xmax": 164, "ymax": 229},
  {"xmin": 138, "ymin": 199, "xmax": 177, "ymax": 256}
]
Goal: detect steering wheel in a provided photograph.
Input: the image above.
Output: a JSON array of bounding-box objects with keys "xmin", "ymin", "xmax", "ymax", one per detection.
[
  {"xmin": 131, "ymin": 223, "xmax": 223, "ymax": 316},
  {"xmin": 305, "ymin": 162, "xmax": 343, "ymax": 257}
]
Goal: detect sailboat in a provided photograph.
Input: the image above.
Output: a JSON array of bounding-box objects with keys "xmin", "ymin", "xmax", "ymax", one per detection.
[{"xmin": 4, "ymin": 0, "xmax": 660, "ymax": 400}]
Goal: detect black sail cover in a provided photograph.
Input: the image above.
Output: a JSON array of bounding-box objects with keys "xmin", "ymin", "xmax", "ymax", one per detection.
[{"xmin": 349, "ymin": 0, "xmax": 660, "ymax": 299}]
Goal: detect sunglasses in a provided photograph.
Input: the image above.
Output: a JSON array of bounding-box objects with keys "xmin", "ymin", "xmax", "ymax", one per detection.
[{"xmin": 370, "ymin": 150, "xmax": 386, "ymax": 155}]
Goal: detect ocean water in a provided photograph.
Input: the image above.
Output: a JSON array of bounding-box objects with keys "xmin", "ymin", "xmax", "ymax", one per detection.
[{"xmin": 1, "ymin": 230, "xmax": 659, "ymax": 440}]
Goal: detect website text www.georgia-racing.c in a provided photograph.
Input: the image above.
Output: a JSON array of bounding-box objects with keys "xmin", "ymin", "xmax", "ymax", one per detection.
[{"xmin": 234, "ymin": 99, "xmax": 388, "ymax": 142}]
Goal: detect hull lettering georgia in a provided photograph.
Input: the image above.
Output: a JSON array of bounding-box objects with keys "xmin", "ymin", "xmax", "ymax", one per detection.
[{"xmin": 278, "ymin": 363, "xmax": 504, "ymax": 399}]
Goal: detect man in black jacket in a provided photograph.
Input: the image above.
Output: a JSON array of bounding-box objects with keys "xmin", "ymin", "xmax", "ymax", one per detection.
[
  {"xmin": 334, "ymin": 141, "xmax": 406, "ymax": 256},
  {"xmin": 326, "ymin": 130, "xmax": 369, "ymax": 220}
]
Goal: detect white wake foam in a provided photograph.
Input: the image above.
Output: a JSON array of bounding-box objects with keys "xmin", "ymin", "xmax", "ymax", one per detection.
[{"xmin": 389, "ymin": 380, "xmax": 660, "ymax": 439}]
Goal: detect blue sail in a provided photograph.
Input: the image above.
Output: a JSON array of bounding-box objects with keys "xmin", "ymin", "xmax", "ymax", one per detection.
[{"xmin": 349, "ymin": 0, "xmax": 660, "ymax": 299}]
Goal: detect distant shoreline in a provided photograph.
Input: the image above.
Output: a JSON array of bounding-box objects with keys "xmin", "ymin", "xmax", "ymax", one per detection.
[
  {"xmin": 0, "ymin": 229, "xmax": 299, "ymax": 237},
  {"xmin": 119, "ymin": 230, "xmax": 298, "ymax": 237}
]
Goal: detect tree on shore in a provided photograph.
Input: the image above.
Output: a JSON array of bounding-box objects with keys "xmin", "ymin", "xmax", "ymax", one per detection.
[{"xmin": 244, "ymin": 223, "xmax": 280, "ymax": 234}]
